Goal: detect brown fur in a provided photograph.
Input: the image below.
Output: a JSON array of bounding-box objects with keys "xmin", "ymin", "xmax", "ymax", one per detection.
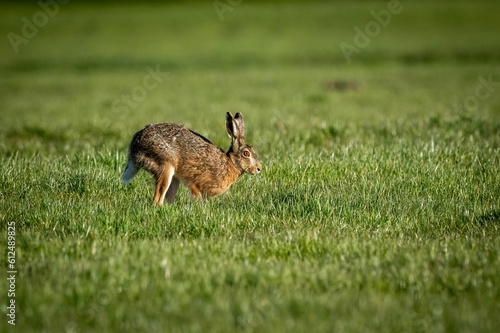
[{"xmin": 122, "ymin": 112, "xmax": 261, "ymax": 205}]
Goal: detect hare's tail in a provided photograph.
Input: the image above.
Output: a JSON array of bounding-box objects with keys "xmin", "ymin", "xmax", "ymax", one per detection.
[{"xmin": 122, "ymin": 160, "xmax": 139, "ymax": 184}]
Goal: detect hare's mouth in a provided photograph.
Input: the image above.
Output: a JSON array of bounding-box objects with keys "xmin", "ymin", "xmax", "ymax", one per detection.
[{"xmin": 246, "ymin": 166, "xmax": 261, "ymax": 175}]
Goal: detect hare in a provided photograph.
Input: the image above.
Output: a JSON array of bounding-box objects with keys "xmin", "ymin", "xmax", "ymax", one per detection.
[{"xmin": 122, "ymin": 112, "xmax": 261, "ymax": 205}]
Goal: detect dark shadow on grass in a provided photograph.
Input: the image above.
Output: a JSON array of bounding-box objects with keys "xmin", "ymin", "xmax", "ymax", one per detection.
[
  {"xmin": 475, "ymin": 210, "xmax": 500, "ymax": 226},
  {"xmin": 4, "ymin": 58, "xmax": 179, "ymax": 74},
  {"xmin": 4, "ymin": 125, "xmax": 123, "ymax": 155},
  {"xmin": 4, "ymin": 49, "xmax": 500, "ymax": 74}
]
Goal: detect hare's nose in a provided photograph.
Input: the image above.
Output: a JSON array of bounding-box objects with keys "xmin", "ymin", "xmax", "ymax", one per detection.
[{"xmin": 256, "ymin": 166, "xmax": 262, "ymax": 173}]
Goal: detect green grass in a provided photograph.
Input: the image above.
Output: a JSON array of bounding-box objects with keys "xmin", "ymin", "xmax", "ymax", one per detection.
[{"xmin": 1, "ymin": 1, "xmax": 500, "ymax": 332}]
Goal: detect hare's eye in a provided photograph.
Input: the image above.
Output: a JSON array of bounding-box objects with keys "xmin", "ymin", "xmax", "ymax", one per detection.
[{"xmin": 242, "ymin": 150, "xmax": 250, "ymax": 157}]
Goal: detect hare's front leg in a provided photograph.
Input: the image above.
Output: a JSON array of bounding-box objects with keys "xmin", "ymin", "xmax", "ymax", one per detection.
[
  {"xmin": 189, "ymin": 185, "xmax": 203, "ymax": 200},
  {"xmin": 153, "ymin": 164, "xmax": 175, "ymax": 205}
]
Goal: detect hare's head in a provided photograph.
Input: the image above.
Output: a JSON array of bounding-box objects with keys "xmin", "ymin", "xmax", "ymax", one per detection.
[{"xmin": 226, "ymin": 112, "xmax": 262, "ymax": 175}]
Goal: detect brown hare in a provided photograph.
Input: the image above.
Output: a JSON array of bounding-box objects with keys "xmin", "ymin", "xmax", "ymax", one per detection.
[{"xmin": 122, "ymin": 112, "xmax": 261, "ymax": 205}]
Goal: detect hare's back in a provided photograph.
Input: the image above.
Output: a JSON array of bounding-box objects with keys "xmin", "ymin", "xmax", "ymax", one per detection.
[
  {"xmin": 140, "ymin": 123, "xmax": 218, "ymax": 148},
  {"xmin": 131, "ymin": 123, "xmax": 182, "ymax": 150},
  {"xmin": 130, "ymin": 123, "xmax": 221, "ymax": 157}
]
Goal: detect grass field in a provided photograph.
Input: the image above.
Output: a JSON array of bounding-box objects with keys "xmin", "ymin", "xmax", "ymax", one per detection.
[{"xmin": 1, "ymin": 0, "xmax": 500, "ymax": 332}]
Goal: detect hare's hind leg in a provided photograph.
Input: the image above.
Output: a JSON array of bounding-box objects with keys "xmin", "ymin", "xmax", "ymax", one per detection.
[
  {"xmin": 166, "ymin": 177, "xmax": 180, "ymax": 204},
  {"xmin": 154, "ymin": 164, "xmax": 175, "ymax": 205}
]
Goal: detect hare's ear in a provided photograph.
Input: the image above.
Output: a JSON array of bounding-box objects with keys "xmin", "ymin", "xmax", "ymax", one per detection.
[
  {"xmin": 233, "ymin": 112, "xmax": 246, "ymax": 139},
  {"xmin": 226, "ymin": 112, "xmax": 239, "ymax": 139}
]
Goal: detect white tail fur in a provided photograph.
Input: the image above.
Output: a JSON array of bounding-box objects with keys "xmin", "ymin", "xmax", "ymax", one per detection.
[{"xmin": 121, "ymin": 160, "xmax": 139, "ymax": 184}]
